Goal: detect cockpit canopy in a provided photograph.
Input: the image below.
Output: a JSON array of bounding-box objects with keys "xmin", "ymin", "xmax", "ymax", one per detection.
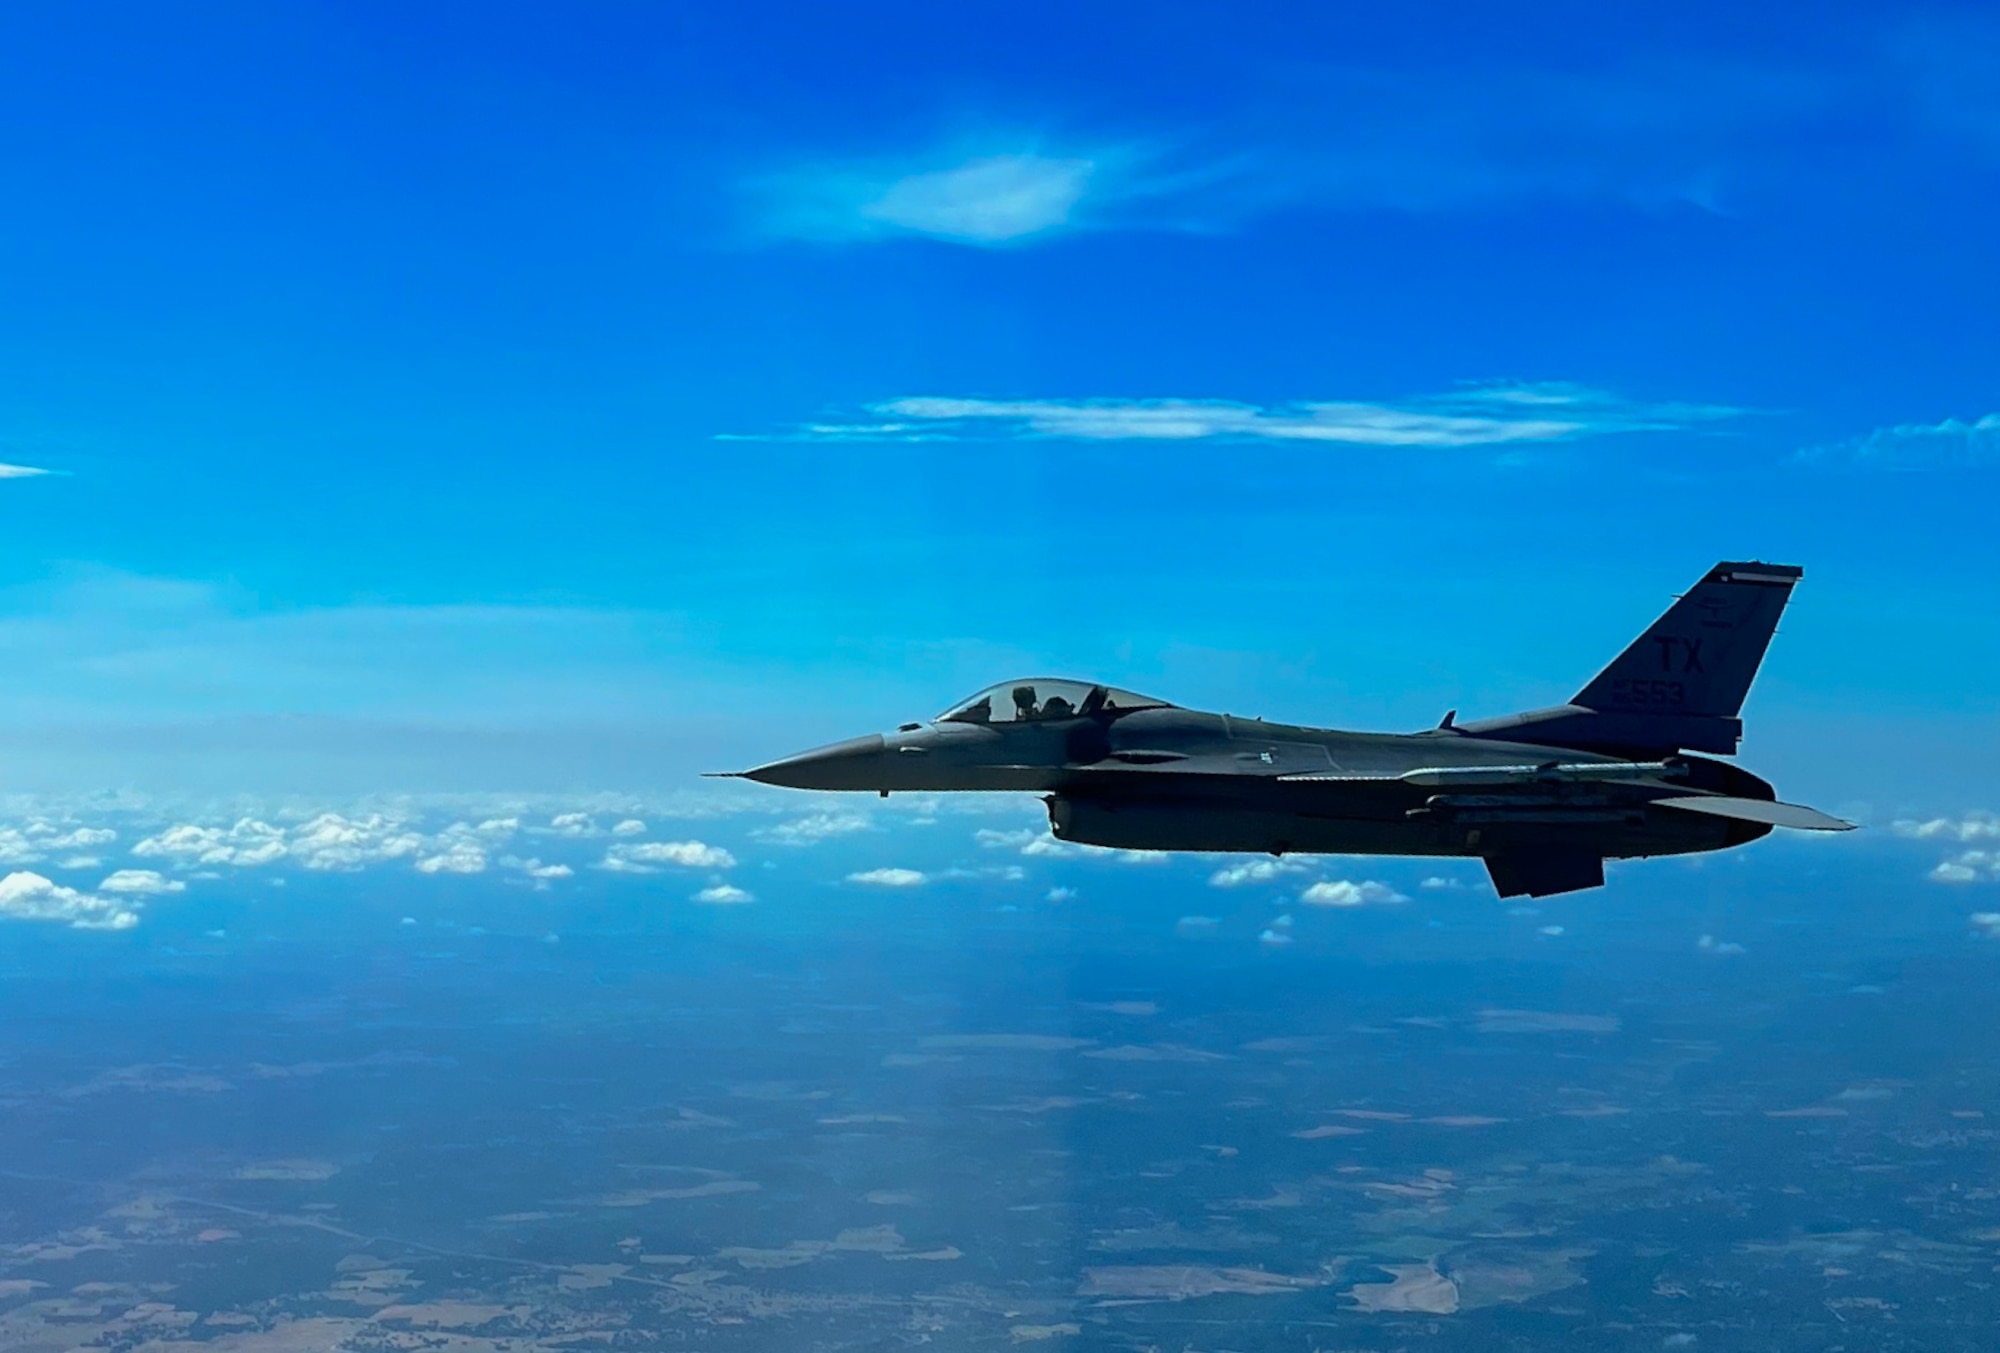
[{"xmin": 936, "ymin": 678, "xmax": 1174, "ymax": 726}]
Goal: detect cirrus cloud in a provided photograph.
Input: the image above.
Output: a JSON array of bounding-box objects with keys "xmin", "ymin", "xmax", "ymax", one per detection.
[
  {"xmin": 735, "ymin": 382, "xmax": 1738, "ymax": 450},
  {"xmin": 749, "ymin": 146, "xmax": 1131, "ymax": 247},
  {"xmin": 1797, "ymin": 413, "xmax": 2000, "ymax": 470}
]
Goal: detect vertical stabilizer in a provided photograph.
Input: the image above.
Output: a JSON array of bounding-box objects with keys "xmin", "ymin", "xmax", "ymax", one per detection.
[
  {"xmin": 1571, "ymin": 562, "xmax": 1801, "ymax": 721},
  {"xmin": 1459, "ymin": 562, "xmax": 1802, "ymax": 756}
]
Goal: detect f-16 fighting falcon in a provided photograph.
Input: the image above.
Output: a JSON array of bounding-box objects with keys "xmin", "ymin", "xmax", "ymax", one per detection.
[{"xmin": 726, "ymin": 562, "xmax": 1853, "ymax": 897}]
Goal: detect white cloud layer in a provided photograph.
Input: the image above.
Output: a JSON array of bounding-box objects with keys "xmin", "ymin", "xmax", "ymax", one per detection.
[
  {"xmin": 0, "ymin": 871, "xmax": 139, "ymax": 930},
  {"xmin": 744, "ymin": 383, "xmax": 1737, "ymax": 450}
]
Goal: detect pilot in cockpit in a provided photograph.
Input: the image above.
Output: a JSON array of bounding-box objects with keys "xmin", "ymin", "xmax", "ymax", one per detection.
[{"xmin": 1011, "ymin": 685, "xmax": 1038, "ymax": 720}]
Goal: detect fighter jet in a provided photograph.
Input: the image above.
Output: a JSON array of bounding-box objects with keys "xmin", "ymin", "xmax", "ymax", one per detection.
[{"xmin": 727, "ymin": 561, "xmax": 1852, "ymax": 897}]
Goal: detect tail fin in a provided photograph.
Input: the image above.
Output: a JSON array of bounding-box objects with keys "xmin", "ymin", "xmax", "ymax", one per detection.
[
  {"xmin": 1460, "ymin": 562, "xmax": 1802, "ymax": 757},
  {"xmin": 1572, "ymin": 562, "xmax": 1801, "ymax": 721}
]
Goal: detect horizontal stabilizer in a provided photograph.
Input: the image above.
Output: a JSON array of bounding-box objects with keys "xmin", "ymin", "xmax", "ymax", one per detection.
[
  {"xmin": 1485, "ymin": 852, "xmax": 1605, "ymax": 898},
  {"xmin": 1652, "ymin": 796, "xmax": 1855, "ymax": 831}
]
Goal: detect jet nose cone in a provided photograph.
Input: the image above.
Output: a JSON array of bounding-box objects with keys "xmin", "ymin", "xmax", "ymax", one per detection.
[{"xmin": 741, "ymin": 734, "xmax": 888, "ymax": 790}]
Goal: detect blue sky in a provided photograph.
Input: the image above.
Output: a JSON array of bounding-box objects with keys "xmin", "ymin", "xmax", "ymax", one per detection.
[{"xmin": 0, "ymin": 1, "xmax": 1996, "ymax": 806}]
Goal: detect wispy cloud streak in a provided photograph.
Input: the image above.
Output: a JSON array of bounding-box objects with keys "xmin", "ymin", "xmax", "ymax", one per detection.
[
  {"xmin": 750, "ymin": 148, "xmax": 1120, "ymax": 246},
  {"xmin": 737, "ymin": 383, "xmax": 1739, "ymax": 450},
  {"xmin": 1797, "ymin": 414, "xmax": 2000, "ymax": 471}
]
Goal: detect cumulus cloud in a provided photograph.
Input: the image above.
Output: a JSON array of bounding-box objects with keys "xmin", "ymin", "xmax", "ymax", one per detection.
[
  {"xmin": 0, "ymin": 871, "xmax": 139, "ymax": 930},
  {"xmin": 759, "ymin": 812, "xmax": 872, "ymax": 846},
  {"xmin": 1931, "ymin": 851, "xmax": 1999, "ymax": 884},
  {"xmin": 1176, "ymin": 915, "xmax": 1220, "ymax": 936},
  {"xmin": 0, "ymin": 829, "xmax": 46, "ymax": 865},
  {"xmin": 612, "ymin": 818, "xmax": 647, "ymax": 836},
  {"xmin": 602, "ymin": 840, "xmax": 737, "ymax": 873},
  {"xmin": 1300, "ymin": 879, "xmax": 1408, "ymax": 908},
  {"xmin": 1208, "ymin": 858, "xmax": 1306, "ymax": 888},
  {"xmin": 1697, "ymin": 934, "xmax": 1747, "ymax": 955},
  {"xmin": 1894, "ymin": 813, "xmax": 2000, "ymax": 842},
  {"xmin": 414, "ymin": 841, "xmax": 488, "ymax": 875},
  {"xmin": 134, "ymin": 820, "xmax": 288, "ymax": 868},
  {"xmin": 286, "ymin": 813, "xmax": 426, "ymax": 871},
  {"xmin": 504, "ymin": 856, "xmax": 573, "ymax": 881},
  {"xmin": 0, "ymin": 821, "xmax": 119, "ymax": 866},
  {"xmin": 99, "ymin": 869, "xmax": 185, "ymax": 896},
  {"xmin": 1258, "ymin": 928, "xmax": 1293, "ymax": 947},
  {"xmin": 124, "ymin": 811, "xmax": 545, "ymax": 880},
  {"xmin": 1797, "ymin": 413, "xmax": 2000, "ymax": 470},
  {"xmin": 1887, "ymin": 816, "xmax": 2000, "ymax": 883},
  {"xmin": 1971, "ymin": 913, "xmax": 2000, "ymax": 939},
  {"xmin": 976, "ymin": 826, "xmax": 1082, "ymax": 859},
  {"xmin": 694, "ymin": 884, "xmax": 754, "ymax": 905},
  {"xmin": 847, "ymin": 867, "xmax": 927, "ymax": 888},
  {"xmin": 742, "ymin": 383, "xmax": 1738, "ymax": 450}
]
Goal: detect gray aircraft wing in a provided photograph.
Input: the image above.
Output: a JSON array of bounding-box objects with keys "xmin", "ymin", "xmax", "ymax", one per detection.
[{"xmin": 1650, "ymin": 796, "xmax": 1855, "ymax": 831}]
